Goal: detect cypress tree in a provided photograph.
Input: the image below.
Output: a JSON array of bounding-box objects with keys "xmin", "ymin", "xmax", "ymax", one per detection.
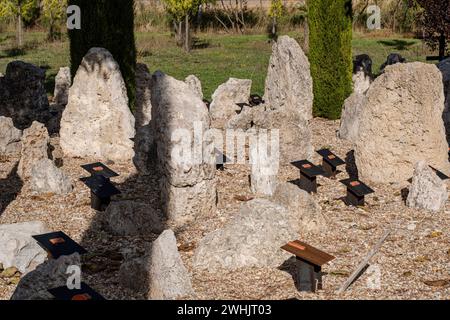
[
  {"xmin": 307, "ymin": 0, "xmax": 353, "ymax": 119},
  {"xmin": 68, "ymin": 0, "xmax": 137, "ymax": 111}
]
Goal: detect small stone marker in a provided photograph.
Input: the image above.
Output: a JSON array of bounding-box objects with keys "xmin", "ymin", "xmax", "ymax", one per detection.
[
  {"xmin": 281, "ymin": 240, "xmax": 335, "ymax": 292},
  {"xmin": 32, "ymin": 231, "xmax": 87, "ymax": 259},
  {"xmin": 316, "ymin": 149, "xmax": 345, "ymax": 178},
  {"xmin": 48, "ymin": 282, "xmax": 105, "ymax": 300},
  {"xmin": 340, "ymin": 178, "xmax": 374, "ymax": 206},
  {"xmin": 291, "ymin": 160, "xmax": 325, "ymax": 193},
  {"xmin": 80, "ymin": 175, "xmax": 121, "ymax": 211},
  {"xmin": 81, "ymin": 162, "xmax": 119, "ymax": 179}
]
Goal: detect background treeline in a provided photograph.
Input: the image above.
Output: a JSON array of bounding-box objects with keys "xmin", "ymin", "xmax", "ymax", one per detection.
[{"xmin": 0, "ymin": 0, "xmax": 428, "ymax": 37}]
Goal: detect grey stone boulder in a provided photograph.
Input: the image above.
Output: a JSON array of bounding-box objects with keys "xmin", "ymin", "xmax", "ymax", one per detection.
[
  {"xmin": 105, "ymin": 201, "xmax": 163, "ymax": 236},
  {"xmin": 193, "ymin": 199, "xmax": 298, "ymax": 270},
  {"xmin": 0, "ymin": 221, "xmax": 49, "ymax": 274},
  {"xmin": 406, "ymin": 161, "xmax": 448, "ymax": 212},
  {"xmin": 209, "ymin": 78, "xmax": 252, "ymax": 124},
  {"xmin": 53, "ymin": 67, "xmax": 71, "ymax": 105},
  {"xmin": 29, "ymin": 159, "xmax": 73, "ymax": 195},
  {"xmin": 263, "ymin": 35, "xmax": 313, "ymax": 120},
  {"xmin": 119, "ymin": 230, "xmax": 194, "ymax": 299},
  {"xmin": 271, "ymin": 182, "xmax": 326, "ymax": 232},
  {"xmin": 60, "ymin": 48, "xmax": 135, "ymax": 161},
  {"xmin": 17, "ymin": 121, "xmax": 50, "ymax": 181},
  {"xmin": 0, "ymin": 61, "xmax": 51, "ymax": 130},
  {"xmin": 11, "ymin": 253, "xmax": 81, "ymax": 300},
  {"xmin": 134, "ymin": 63, "xmax": 154, "ymax": 174},
  {"xmin": 0, "ymin": 116, "xmax": 22, "ymax": 156}
]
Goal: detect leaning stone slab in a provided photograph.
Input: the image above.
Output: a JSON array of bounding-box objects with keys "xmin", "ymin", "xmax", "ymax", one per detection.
[{"xmin": 30, "ymin": 159, "xmax": 73, "ymax": 195}]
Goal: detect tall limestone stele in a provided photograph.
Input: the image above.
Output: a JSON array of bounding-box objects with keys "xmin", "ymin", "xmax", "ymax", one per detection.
[{"xmin": 60, "ymin": 48, "xmax": 135, "ymax": 161}]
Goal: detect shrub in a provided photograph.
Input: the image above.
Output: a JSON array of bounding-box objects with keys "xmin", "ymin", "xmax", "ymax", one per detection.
[{"xmin": 308, "ymin": 0, "xmax": 353, "ymax": 119}]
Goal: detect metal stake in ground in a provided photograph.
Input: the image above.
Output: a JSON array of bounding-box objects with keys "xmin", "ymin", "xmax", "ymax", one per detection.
[{"xmin": 336, "ymin": 229, "xmax": 391, "ymax": 294}]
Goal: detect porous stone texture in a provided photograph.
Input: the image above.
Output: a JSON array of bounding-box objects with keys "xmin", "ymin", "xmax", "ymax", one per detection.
[
  {"xmin": 263, "ymin": 35, "xmax": 313, "ymax": 120},
  {"xmin": 60, "ymin": 48, "xmax": 135, "ymax": 161},
  {"xmin": 252, "ymin": 108, "xmax": 313, "ymax": 164},
  {"xmin": 355, "ymin": 62, "xmax": 450, "ymax": 184},
  {"xmin": 193, "ymin": 199, "xmax": 301, "ymax": 270},
  {"xmin": 185, "ymin": 75, "xmax": 203, "ymax": 100},
  {"xmin": 0, "ymin": 116, "xmax": 22, "ymax": 156},
  {"xmin": 0, "ymin": 221, "xmax": 48, "ymax": 274},
  {"xmin": 29, "ymin": 159, "xmax": 73, "ymax": 195},
  {"xmin": 151, "ymin": 71, "xmax": 216, "ymax": 230},
  {"xmin": 406, "ymin": 161, "xmax": 448, "ymax": 212},
  {"xmin": 338, "ymin": 71, "xmax": 371, "ymax": 142},
  {"xmin": 119, "ymin": 230, "xmax": 194, "ymax": 299},
  {"xmin": 105, "ymin": 201, "xmax": 163, "ymax": 236},
  {"xmin": 53, "ymin": 67, "xmax": 71, "ymax": 105},
  {"xmin": 147, "ymin": 230, "xmax": 194, "ymax": 299},
  {"xmin": 271, "ymin": 182, "xmax": 326, "ymax": 232},
  {"xmin": 249, "ymin": 129, "xmax": 279, "ymax": 196},
  {"xmin": 227, "ymin": 36, "xmax": 314, "ymax": 163},
  {"xmin": 209, "ymin": 78, "xmax": 252, "ymax": 125},
  {"xmin": 17, "ymin": 121, "xmax": 50, "ymax": 181},
  {"xmin": 0, "ymin": 61, "xmax": 50, "ymax": 130},
  {"xmin": 134, "ymin": 63, "xmax": 153, "ymax": 174},
  {"xmin": 11, "ymin": 253, "xmax": 81, "ymax": 300}
]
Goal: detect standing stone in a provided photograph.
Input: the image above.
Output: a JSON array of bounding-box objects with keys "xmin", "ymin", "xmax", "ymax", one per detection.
[
  {"xmin": 355, "ymin": 63, "xmax": 450, "ymax": 184},
  {"xmin": 11, "ymin": 253, "xmax": 81, "ymax": 300},
  {"xmin": 185, "ymin": 75, "xmax": 204, "ymax": 100},
  {"xmin": 407, "ymin": 161, "xmax": 448, "ymax": 212},
  {"xmin": 209, "ymin": 78, "xmax": 252, "ymax": 125},
  {"xmin": 438, "ymin": 58, "xmax": 450, "ymax": 138},
  {"xmin": 0, "ymin": 61, "xmax": 51, "ymax": 129},
  {"xmin": 30, "ymin": 159, "xmax": 72, "ymax": 195},
  {"xmin": 0, "ymin": 116, "xmax": 22, "ymax": 156},
  {"xmin": 249, "ymin": 129, "xmax": 279, "ymax": 196},
  {"xmin": 0, "ymin": 221, "xmax": 49, "ymax": 274},
  {"xmin": 18, "ymin": 121, "xmax": 50, "ymax": 180},
  {"xmin": 105, "ymin": 201, "xmax": 163, "ymax": 236},
  {"xmin": 151, "ymin": 71, "xmax": 216, "ymax": 230},
  {"xmin": 251, "ymin": 36, "xmax": 313, "ymax": 163},
  {"xmin": 148, "ymin": 230, "xmax": 193, "ymax": 299},
  {"xmin": 338, "ymin": 71, "xmax": 371, "ymax": 142},
  {"xmin": 134, "ymin": 63, "xmax": 153, "ymax": 173},
  {"xmin": 193, "ymin": 199, "xmax": 304, "ymax": 270},
  {"xmin": 53, "ymin": 67, "xmax": 71, "ymax": 105},
  {"xmin": 60, "ymin": 48, "xmax": 135, "ymax": 161},
  {"xmin": 263, "ymin": 35, "xmax": 313, "ymax": 120},
  {"xmin": 353, "ymin": 54, "xmax": 373, "ymax": 78}
]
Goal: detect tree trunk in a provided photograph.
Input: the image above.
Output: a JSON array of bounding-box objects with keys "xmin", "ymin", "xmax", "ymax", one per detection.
[
  {"xmin": 184, "ymin": 14, "xmax": 190, "ymax": 52},
  {"xmin": 16, "ymin": 14, "xmax": 23, "ymax": 48},
  {"xmin": 439, "ymin": 32, "xmax": 446, "ymax": 61}
]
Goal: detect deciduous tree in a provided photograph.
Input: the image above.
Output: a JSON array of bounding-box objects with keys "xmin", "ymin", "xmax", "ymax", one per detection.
[{"xmin": 0, "ymin": 0, "xmax": 38, "ymax": 47}]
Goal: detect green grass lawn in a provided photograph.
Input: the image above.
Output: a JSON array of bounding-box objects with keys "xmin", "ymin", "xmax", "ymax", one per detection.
[{"xmin": 0, "ymin": 31, "xmax": 437, "ymax": 99}]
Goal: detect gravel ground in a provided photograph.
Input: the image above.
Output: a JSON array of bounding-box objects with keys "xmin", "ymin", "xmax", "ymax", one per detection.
[{"xmin": 1, "ymin": 118, "xmax": 449, "ymax": 300}]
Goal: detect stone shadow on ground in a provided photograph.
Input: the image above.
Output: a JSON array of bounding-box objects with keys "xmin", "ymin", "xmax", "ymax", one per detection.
[{"xmin": 0, "ymin": 162, "xmax": 23, "ymax": 217}]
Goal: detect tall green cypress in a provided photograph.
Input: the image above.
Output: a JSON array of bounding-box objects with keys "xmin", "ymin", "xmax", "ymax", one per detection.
[
  {"xmin": 307, "ymin": 0, "xmax": 353, "ymax": 119},
  {"xmin": 68, "ymin": 0, "xmax": 137, "ymax": 111}
]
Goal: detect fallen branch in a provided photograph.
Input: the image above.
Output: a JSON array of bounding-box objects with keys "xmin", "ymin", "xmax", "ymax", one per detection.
[{"xmin": 336, "ymin": 229, "xmax": 392, "ymax": 294}]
